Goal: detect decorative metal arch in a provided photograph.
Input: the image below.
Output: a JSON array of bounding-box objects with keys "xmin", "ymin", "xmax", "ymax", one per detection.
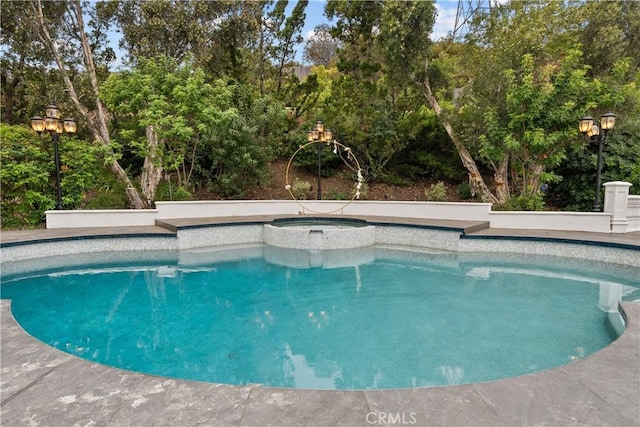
[{"xmin": 284, "ymin": 140, "xmax": 364, "ymax": 215}]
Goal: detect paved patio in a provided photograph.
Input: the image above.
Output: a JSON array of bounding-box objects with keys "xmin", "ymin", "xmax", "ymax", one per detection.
[{"xmin": 1, "ymin": 222, "xmax": 639, "ymax": 426}]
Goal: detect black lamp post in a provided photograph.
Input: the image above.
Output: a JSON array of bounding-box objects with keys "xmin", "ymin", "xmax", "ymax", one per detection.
[
  {"xmin": 579, "ymin": 112, "xmax": 616, "ymax": 212},
  {"xmin": 31, "ymin": 105, "xmax": 77, "ymax": 210},
  {"xmin": 307, "ymin": 121, "xmax": 334, "ymax": 200}
]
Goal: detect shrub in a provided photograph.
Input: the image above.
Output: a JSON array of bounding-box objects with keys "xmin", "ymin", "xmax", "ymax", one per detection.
[
  {"xmin": 0, "ymin": 125, "xmax": 54, "ymax": 227},
  {"xmin": 493, "ymin": 193, "xmax": 546, "ymax": 211},
  {"xmin": 157, "ymin": 180, "xmax": 193, "ymax": 201},
  {"xmin": 81, "ymin": 168, "xmax": 130, "ymax": 209},
  {"xmin": 291, "ymin": 178, "xmax": 312, "ymax": 200},
  {"xmin": 424, "ymin": 181, "xmax": 448, "ymax": 201},
  {"xmin": 457, "ymin": 182, "xmax": 473, "ymax": 200},
  {"xmin": 324, "ymin": 187, "xmax": 347, "ymax": 200},
  {"xmin": 1, "ymin": 124, "xmax": 101, "ymax": 228}
]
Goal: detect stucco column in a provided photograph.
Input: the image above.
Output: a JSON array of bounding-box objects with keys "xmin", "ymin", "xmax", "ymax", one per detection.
[{"xmin": 603, "ymin": 181, "xmax": 632, "ymax": 233}]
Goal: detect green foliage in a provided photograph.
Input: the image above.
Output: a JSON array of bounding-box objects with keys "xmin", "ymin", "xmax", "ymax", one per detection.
[
  {"xmin": 1, "ymin": 124, "xmax": 101, "ymax": 228},
  {"xmin": 291, "ymin": 178, "xmax": 312, "ymax": 200},
  {"xmin": 172, "ymin": 187, "xmax": 192, "ymax": 201},
  {"xmin": 457, "ymin": 182, "xmax": 473, "ymax": 200},
  {"xmin": 155, "ymin": 180, "xmax": 193, "ymax": 202},
  {"xmin": 102, "ymin": 57, "xmax": 283, "ymax": 199},
  {"xmin": 81, "ymin": 169, "xmax": 129, "ymax": 210},
  {"xmin": 4, "ymin": 0, "xmax": 639, "ymax": 211},
  {"xmin": 380, "ymin": 174, "xmax": 411, "ymax": 187},
  {"xmin": 1, "ymin": 125, "xmax": 53, "ymax": 227},
  {"xmin": 424, "ymin": 182, "xmax": 448, "ymax": 202},
  {"xmin": 389, "ymin": 106, "xmax": 465, "ymax": 182},
  {"xmin": 494, "ymin": 193, "xmax": 546, "ymax": 212},
  {"xmin": 548, "ymin": 119, "xmax": 640, "ymax": 211},
  {"xmin": 324, "ymin": 187, "xmax": 347, "ymax": 200}
]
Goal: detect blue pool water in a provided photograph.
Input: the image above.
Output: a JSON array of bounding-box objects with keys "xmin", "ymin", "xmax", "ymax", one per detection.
[{"xmin": 1, "ymin": 246, "xmax": 638, "ymax": 390}]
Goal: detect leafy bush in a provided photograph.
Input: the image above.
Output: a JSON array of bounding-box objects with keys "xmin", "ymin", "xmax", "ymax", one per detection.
[
  {"xmin": 156, "ymin": 180, "xmax": 193, "ymax": 201},
  {"xmin": 172, "ymin": 187, "xmax": 192, "ymax": 201},
  {"xmin": 81, "ymin": 168, "xmax": 130, "ymax": 209},
  {"xmin": 291, "ymin": 178, "xmax": 312, "ymax": 199},
  {"xmin": 457, "ymin": 182, "xmax": 473, "ymax": 200},
  {"xmin": 1, "ymin": 124, "xmax": 101, "ymax": 228},
  {"xmin": 324, "ymin": 187, "xmax": 347, "ymax": 200},
  {"xmin": 494, "ymin": 193, "xmax": 546, "ymax": 211},
  {"xmin": 424, "ymin": 181, "xmax": 448, "ymax": 201},
  {"xmin": 547, "ymin": 129, "xmax": 640, "ymax": 211}
]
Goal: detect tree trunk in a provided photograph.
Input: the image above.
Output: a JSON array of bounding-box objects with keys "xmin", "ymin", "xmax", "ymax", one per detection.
[
  {"xmin": 33, "ymin": 0, "xmax": 146, "ymax": 209},
  {"xmin": 525, "ymin": 163, "xmax": 545, "ymax": 197},
  {"xmin": 413, "ymin": 62, "xmax": 498, "ymax": 204},
  {"xmin": 493, "ymin": 156, "xmax": 510, "ymax": 204},
  {"xmin": 140, "ymin": 125, "xmax": 164, "ymax": 205}
]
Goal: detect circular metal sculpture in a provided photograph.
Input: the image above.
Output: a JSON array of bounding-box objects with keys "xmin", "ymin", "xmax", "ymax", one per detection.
[{"xmin": 285, "ymin": 139, "xmax": 364, "ymax": 215}]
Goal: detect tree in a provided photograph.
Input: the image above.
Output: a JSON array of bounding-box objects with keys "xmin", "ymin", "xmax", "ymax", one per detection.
[
  {"xmin": 373, "ymin": 0, "xmax": 497, "ymax": 201},
  {"xmin": 28, "ymin": 0, "xmax": 145, "ymax": 208},
  {"xmin": 323, "ymin": 0, "xmax": 436, "ymax": 180},
  {"xmin": 0, "ymin": 1, "xmax": 52, "ymax": 125},
  {"xmin": 376, "ymin": 0, "xmax": 637, "ymax": 206},
  {"xmin": 580, "ymin": 1, "xmax": 640, "ymax": 77},
  {"xmin": 100, "ymin": 0, "xmax": 264, "ymax": 80},
  {"xmin": 269, "ymin": 0, "xmax": 308, "ymax": 94},
  {"xmin": 303, "ymin": 24, "xmax": 338, "ymax": 66},
  {"xmin": 102, "ymin": 57, "xmax": 286, "ymax": 202}
]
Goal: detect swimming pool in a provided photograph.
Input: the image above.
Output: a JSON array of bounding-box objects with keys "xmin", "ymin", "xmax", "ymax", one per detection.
[{"xmin": 1, "ymin": 245, "xmax": 637, "ymax": 390}]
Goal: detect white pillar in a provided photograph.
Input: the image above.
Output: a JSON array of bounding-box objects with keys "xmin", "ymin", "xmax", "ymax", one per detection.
[{"xmin": 603, "ymin": 181, "xmax": 632, "ymax": 233}]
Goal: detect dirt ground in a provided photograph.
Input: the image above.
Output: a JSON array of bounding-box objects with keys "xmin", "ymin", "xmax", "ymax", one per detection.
[{"xmin": 239, "ymin": 161, "xmax": 462, "ymax": 202}]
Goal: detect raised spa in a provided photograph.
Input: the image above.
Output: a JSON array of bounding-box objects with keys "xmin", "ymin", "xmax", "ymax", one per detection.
[{"xmin": 264, "ymin": 217, "xmax": 376, "ymax": 250}]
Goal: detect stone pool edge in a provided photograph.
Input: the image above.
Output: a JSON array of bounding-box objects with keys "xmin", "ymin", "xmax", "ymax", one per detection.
[{"xmin": 1, "ymin": 299, "xmax": 638, "ymax": 426}]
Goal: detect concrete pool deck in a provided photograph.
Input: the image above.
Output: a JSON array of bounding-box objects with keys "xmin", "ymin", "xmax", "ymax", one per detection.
[{"xmin": 1, "ymin": 220, "xmax": 639, "ymax": 426}]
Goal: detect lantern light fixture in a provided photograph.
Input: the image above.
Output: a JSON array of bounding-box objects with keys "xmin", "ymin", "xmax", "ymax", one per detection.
[
  {"xmin": 578, "ymin": 112, "xmax": 616, "ymax": 212},
  {"xmin": 31, "ymin": 105, "xmax": 77, "ymax": 210}
]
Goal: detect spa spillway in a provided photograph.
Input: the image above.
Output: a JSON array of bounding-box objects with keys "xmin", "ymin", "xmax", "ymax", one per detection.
[{"xmin": 263, "ymin": 217, "xmax": 376, "ymax": 250}]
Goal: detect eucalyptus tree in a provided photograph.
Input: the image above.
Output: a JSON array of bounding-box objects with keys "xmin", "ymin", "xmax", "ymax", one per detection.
[
  {"xmin": 302, "ymin": 24, "xmax": 339, "ymax": 66},
  {"xmin": 270, "ymin": 0, "xmax": 308, "ymax": 94},
  {"xmin": 0, "ymin": 0, "xmax": 54, "ymax": 124},
  {"xmin": 22, "ymin": 0, "xmax": 145, "ymax": 208},
  {"xmin": 318, "ymin": 0, "xmax": 412, "ymax": 180},
  {"xmin": 99, "ymin": 0, "xmax": 264, "ymax": 80},
  {"xmin": 376, "ymin": 0, "xmax": 635, "ymax": 205}
]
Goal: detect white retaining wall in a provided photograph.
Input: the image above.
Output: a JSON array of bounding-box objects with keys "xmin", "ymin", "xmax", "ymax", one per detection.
[
  {"xmin": 154, "ymin": 200, "xmax": 492, "ymax": 222},
  {"xmin": 43, "ymin": 181, "xmax": 638, "ymax": 234},
  {"xmin": 46, "ymin": 201, "xmax": 492, "ymax": 229},
  {"xmin": 46, "ymin": 209, "xmax": 158, "ymax": 228},
  {"xmin": 43, "ymin": 201, "xmax": 614, "ymax": 233},
  {"xmin": 488, "ymin": 211, "xmax": 611, "ymax": 233}
]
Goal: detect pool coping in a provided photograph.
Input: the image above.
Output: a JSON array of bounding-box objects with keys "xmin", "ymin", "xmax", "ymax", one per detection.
[
  {"xmin": 1, "ymin": 219, "xmax": 639, "ymax": 426},
  {"xmin": 2, "ymin": 215, "xmax": 638, "ymax": 250}
]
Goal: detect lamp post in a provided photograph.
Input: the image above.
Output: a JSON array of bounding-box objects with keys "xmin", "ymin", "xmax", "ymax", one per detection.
[
  {"xmin": 307, "ymin": 121, "xmax": 334, "ymax": 200},
  {"xmin": 31, "ymin": 105, "xmax": 77, "ymax": 210},
  {"xmin": 579, "ymin": 112, "xmax": 616, "ymax": 212}
]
